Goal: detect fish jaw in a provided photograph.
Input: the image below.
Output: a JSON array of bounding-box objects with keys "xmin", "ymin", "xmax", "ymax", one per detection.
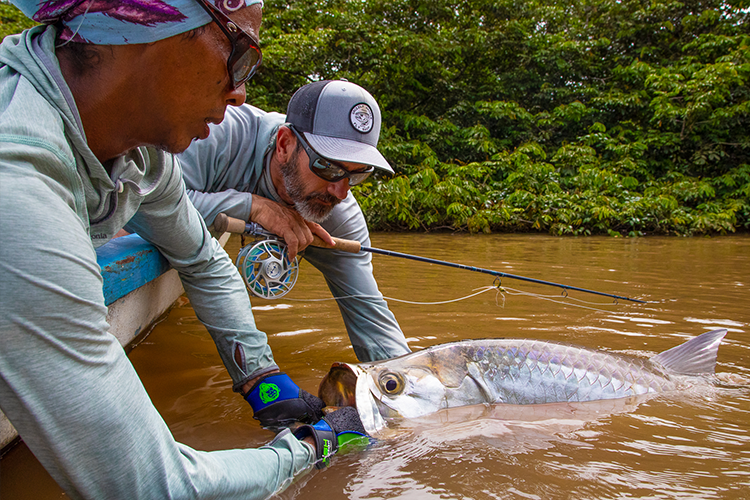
[
  {"xmin": 317, "ymin": 362, "xmax": 386, "ymax": 435},
  {"xmin": 355, "ymin": 365, "xmax": 386, "ymax": 434}
]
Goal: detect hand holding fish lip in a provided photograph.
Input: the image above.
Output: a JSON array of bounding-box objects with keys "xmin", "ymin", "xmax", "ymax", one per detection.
[
  {"xmin": 319, "ymin": 329, "xmax": 729, "ymax": 435},
  {"xmin": 293, "ymin": 406, "xmax": 370, "ymax": 469}
]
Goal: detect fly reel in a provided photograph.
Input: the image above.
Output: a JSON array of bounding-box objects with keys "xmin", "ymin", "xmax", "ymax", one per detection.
[{"xmin": 235, "ymin": 238, "xmax": 298, "ymax": 299}]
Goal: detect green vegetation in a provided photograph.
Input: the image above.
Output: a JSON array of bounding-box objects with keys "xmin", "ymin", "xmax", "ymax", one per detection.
[
  {"xmin": 252, "ymin": 0, "xmax": 750, "ymax": 236},
  {"xmin": 0, "ymin": 2, "xmax": 35, "ymax": 40},
  {"xmin": 3, "ymin": 0, "xmax": 748, "ymax": 235}
]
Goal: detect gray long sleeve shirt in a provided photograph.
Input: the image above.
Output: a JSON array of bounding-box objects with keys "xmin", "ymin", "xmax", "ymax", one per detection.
[
  {"xmin": 178, "ymin": 104, "xmax": 411, "ymax": 362},
  {"xmin": 0, "ymin": 26, "xmax": 315, "ymax": 499}
]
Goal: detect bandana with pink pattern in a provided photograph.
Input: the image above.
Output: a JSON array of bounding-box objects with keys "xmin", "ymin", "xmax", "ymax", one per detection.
[{"xmin": 11, "ymin": 0, "xmax": 262, "ymax": 44}]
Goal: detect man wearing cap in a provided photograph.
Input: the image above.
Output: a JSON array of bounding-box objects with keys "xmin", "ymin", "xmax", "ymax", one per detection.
[
  {"xmin": 179, "ymin": 80, "xmax": 411, "ymax": 368},
  {"xmin": 0, "ymin": 2, "xmax": 366, "ymax": 499}
]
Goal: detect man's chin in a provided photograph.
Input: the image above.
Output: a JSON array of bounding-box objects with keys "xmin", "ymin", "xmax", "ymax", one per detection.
[
  {"xmin": 154, "ymin": 132, "xmax": 206, "ymax": 155},
  {"xmin": 155, "ymin": 141, "xmax": 190, "ymax": 155},
  {"xmin": 295, "ymin": 200, "xmax": 337, "ymax": 223}
]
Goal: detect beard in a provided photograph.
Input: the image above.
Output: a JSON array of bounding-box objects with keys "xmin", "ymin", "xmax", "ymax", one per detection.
[{"xmin": 279, "ymin": 152, "xmax": 342, "ymax": 223}]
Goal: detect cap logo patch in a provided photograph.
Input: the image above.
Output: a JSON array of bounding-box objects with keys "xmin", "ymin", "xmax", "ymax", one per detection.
[
  {"xmin": 221, "ymin": 0, "xmax": 245, "ymax": 12},
  {"xmin": 350, "ymin": 104, "xmax": 374, "ymax": 133}
]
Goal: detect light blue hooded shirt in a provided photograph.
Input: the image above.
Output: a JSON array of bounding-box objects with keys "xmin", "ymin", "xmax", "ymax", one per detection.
[{"xmin": 0, "ymin": 20, "xmax": 315, "ymax": 500}]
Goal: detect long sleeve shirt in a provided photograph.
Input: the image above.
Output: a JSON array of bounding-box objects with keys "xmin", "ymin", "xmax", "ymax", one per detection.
[
  {"xmin": 178, "ymin": 104, "xmax": 411, "ymax": 362},
  {"xmin": 0, "ymin": 25, "xmax": 315, "ymax": 499}
]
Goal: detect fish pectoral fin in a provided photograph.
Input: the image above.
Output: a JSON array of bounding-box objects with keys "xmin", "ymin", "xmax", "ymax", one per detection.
[{"xmin": 650, "ymin": 328, "xmax": 727, "ymax": 375}]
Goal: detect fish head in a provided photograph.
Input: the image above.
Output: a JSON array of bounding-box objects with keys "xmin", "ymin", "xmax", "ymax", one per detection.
[{"xmin": 318, "ymin": 358, "xmax": 449, "ymax": 434}]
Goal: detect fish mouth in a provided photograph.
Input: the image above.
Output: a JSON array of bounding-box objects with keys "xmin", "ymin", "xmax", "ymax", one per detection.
[{"xmin": 318, "ymin": 362, "xmax": 386, "ymax": 435}]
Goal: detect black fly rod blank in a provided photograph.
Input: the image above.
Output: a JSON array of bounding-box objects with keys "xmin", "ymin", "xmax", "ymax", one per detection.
[
  {"xmin": 215, "ymin": 213, "xmax": 646, "ymax": 304},
  {"xmin": 361, "ymin": 245, "xmax": 646, "ymax": 303}
]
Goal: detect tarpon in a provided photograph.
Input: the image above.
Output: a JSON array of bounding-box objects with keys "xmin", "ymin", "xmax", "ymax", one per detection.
[{"xmin": 318, "ymin": 329, "xmax": 728, "ymax": 434}]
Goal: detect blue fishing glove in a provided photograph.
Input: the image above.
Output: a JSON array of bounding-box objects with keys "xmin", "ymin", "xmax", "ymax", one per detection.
[
  {"xmin": 245, "ymin": 372, "xmax": 325, "ymax": 428},
  {"xmin": 294, "ymin": 406, "xmax": 370, "ymax": 469}
]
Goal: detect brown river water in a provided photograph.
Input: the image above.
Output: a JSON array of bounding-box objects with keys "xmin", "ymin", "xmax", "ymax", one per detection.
[{"xmin": 2, "ymin": 233, "xmax": 749, "ymax": 499}]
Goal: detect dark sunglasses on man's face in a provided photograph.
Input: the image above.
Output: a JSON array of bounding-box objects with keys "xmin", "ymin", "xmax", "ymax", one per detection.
[
  {"xmin": 195, "ymin": 0, "xmax": 262, "ymax": 88},
  {"xmin": 289, "ymin": 126, "xmax": 375, "ymax": 186}
]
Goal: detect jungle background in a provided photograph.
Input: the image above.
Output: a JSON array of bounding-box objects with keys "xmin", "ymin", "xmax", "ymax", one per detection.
[{"xmin": 2, "ymin": 0, "xmax": 749, "ymax": 236}]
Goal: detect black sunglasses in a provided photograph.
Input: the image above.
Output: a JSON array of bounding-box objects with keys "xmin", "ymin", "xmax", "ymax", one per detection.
[
  {"xmin": 195, "ymin": 0, "xmax": 262, "ymax": 88},
  {"xmin": 289, "ymin": 126, "xmax": 375, "ymax": 186}
]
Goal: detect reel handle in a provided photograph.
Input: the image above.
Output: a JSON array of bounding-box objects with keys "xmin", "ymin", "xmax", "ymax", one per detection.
[{"xmin": 214, "ymin": 213, "xmax": 362, "ymax": 254}]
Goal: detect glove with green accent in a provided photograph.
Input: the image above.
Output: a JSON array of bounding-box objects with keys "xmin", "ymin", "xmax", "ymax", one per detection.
[
  {"xmin": 245, "ymin": 372, "xmax": 325, "ymax": 429},
  {"xmin": 294, "ymin": 406, "xmax": 370, "ymax": 469}
]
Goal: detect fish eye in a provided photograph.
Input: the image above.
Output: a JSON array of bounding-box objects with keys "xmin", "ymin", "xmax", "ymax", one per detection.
[{"xmin": 378, "ymin": 372, "xmax": 404, "ymax": 395}]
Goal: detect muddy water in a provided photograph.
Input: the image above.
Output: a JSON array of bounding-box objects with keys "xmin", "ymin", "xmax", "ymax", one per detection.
[{"xmin": 3, "ymin": 233, "xmax": 749, "ymax": 499}]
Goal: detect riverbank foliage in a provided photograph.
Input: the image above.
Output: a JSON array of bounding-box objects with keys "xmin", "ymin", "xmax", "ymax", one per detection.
[
  {"xmin": 3, "ymin": 0, "xmax": 748, "ymax": 236},
  {"xmin": 0, "ymin": 3, "xmax": 34, "ymax": 40},
  {"xmin": 250, "ymin": 0, "xmax": 749, "ymax": 236}
]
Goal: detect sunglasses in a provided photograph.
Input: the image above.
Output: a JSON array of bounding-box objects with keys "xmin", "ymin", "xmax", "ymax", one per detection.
[
  {"xmin": 289, "ymin": 126, "xmax": 375, "ymax": 186},
  {"xmin": 195, "ymin": 0, "xmax": 262, "ymax": 88}
]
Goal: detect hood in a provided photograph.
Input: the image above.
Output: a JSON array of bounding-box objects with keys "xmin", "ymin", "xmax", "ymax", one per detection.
[
  {"xmin": 1, "ymin": 26, "xmax": 96, "ymax": 169},
  {"xmin": 1, "ymin": 26, "xmax": 165, "ymax": 237}
]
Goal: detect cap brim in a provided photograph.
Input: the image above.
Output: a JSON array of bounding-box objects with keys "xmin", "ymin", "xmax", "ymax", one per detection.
[{"xmin": 304, "ymin": 133, "xmax": 394, "ymax": 174}]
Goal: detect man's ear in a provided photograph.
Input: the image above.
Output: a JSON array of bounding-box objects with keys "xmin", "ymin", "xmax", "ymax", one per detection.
[{"xmin": 276, "ymin": 126, "xmax": 297, "ymax": 162}]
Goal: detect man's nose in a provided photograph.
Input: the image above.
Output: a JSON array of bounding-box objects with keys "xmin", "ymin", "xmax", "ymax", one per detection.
[
  {"xmin": 226, "ymin": 84, "xmax": 247, "ymax": 107},
  {"xmin": 327, "ymin": 178, "xmax": 350, "ymax": 200}
]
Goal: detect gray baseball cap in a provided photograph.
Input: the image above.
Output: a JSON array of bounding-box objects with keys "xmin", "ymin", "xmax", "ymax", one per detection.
[{"xmin": 286, "ymin": 80, "xmax": 393, "ymax": 174}]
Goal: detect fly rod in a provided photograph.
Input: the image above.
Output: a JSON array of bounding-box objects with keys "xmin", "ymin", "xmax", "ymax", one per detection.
[{"xmin": 215, "ymin": 213, "xmax": 646, "ymax": 304}]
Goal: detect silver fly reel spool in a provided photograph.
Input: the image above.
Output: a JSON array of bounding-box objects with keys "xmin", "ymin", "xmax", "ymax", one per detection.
[{"xmin": 235, "ymin": 238, "xmax": 298, "ymax": 299}]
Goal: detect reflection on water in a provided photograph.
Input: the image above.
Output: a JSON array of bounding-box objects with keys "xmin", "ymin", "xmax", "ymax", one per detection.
[
  {"xmin": 329, "ymin": 387, "xmax": 750, "ymax": 500},
  {"xmin": 374, "ymin": 396, "xmax": 652, "ymax": 454},
  {"xmin": 2, "ymin": 234, "xmax": 749, "ymax": 499}
]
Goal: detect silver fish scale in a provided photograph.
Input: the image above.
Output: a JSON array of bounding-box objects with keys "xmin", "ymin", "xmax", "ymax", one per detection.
[{"xmin": 464, "ymin": 340, "xmax": 679, "ymax": 405}]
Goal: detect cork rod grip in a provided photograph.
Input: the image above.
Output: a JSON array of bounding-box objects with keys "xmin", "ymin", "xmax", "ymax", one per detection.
[{"xmin": 310, "ymin": 235, "xmax": 361, "ymax": 253}]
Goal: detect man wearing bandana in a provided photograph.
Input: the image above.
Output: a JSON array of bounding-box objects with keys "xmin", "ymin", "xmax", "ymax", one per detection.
[{"xmin": 0, "ymin": 1, "xmax": 366, "ymax": 498}]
